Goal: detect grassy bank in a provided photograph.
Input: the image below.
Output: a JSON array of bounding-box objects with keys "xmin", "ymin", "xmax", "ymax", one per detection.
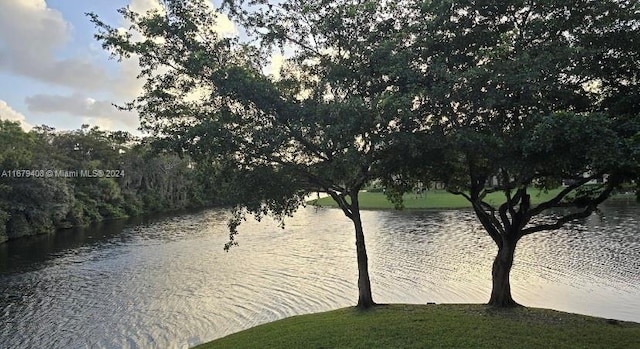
[
  {"xmin": 307, "ymin": 189, "xmax": 566, "ymax": 210},
  {"xmin": 308, "ymin": 189, "xmax": 637, "ymax": 210},
  {"xmin": 195, "ymin": 304, "xmax": 640, "ymax": 349}
]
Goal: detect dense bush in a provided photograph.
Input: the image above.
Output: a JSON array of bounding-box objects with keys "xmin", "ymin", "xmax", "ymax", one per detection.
[{"xmin": 0, "ymin": 121, "xmax": 217, "ymax": 242}]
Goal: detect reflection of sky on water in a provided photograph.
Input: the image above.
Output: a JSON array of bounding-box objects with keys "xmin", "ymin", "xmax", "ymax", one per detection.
[
  {"xmin": 366, "ymin": 209, "xmax": 494, "ymax": 304},
  {"xmin": 511, "ymin": 201, "xmax": 640, "ymax": 322},
  {"xmin": 0, "ymin": 201, "xmax": 638, "ymax": 348}
]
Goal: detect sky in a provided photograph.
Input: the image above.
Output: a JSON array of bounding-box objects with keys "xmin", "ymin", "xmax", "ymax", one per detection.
[{"xmin": 0, "ymin": 0, "xmax": 242, "ymax": 134}]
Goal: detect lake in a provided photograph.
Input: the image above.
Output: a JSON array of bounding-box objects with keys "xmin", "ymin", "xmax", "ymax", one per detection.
[{"xmin": 1, "ymin": 200, "xmax": 639, "ymax": 348}]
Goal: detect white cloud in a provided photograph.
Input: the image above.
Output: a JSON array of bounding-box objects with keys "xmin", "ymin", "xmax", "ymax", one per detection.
[
  {"xmin": 0, "ymin": 0, "xmax": 238, "ymax": 134},
  {"xmin": 110, "ymin": 0, "xmax": 157, "ymax": 101},
  {"xmin": 111, "ymin": 0, "xmax": 238, "ymax": 100},
  {"xmin": 26, "ymin": 93, "xmax": 115, "ymax": 117},
  {"xmin": 0, "ymin": 100, "xmax": 32, "ymax": 130},
  {"xmin": 212, "ymin": 12, "xmax": 238, "ymax": 36},
  {"xmin": 128, "ymin": 0, "xmax": 164, "ymax": 13},
  {"xmin": 268, "ymin": 54, "xmax": 287, "ymax": 80},
  {"xmin": 82, "ymin": 116, "xmax": 116, "ymax": 131},
  {"xmin": 111, "ymin": 58, "xmax": 146, "ymax": 100},
  {"xmin": 0, "ymin": 0, "xmax": 112, "ymax": 90},
  {"xmin": 25, "ymin": 93, "xmax": 138, "ymax": 128},
  {"xmin": 0, "ymin": 0, "xmax": 67, "ymax": 51},
  {"xmin": 194, "ymin": 0, "xmax": 238, "ymax": 36}
]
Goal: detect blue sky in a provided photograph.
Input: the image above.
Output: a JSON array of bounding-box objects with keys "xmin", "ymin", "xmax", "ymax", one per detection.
[{"xmin": 0, "ymin": 0, "xmax": 236, "ymax": 134}]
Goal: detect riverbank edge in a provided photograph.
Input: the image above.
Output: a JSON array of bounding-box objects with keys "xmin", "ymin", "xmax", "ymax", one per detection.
[
  {"xmin": 307, "ymin": 190, "xmax": 637, "ymax": 211},
  {"xmin": 5, "ymin": 191, "xmax": 631, "ymax": 244},
  {"xmin": 0, "ymin": 203, "xmax": 222, "ymax": 245},
  {"xmin": 194, "ymin": 303, "xmax": 640, "ymax": 349}
]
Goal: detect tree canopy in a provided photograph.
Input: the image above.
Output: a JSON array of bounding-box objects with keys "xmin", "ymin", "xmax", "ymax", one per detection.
[
  {"xmin": 89, "ymin": 0, "xmax": 640, "ymax": 309},
  {"xmin": 388, "ymin": 0, "xmax": 640, "ymax": 306},
  {"xmin": 90, "ymin": 0, "xmax": 423, "ymax": 308}
]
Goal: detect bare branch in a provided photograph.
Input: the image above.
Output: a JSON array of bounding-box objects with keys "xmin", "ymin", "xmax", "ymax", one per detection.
[
  {"xmin": 447, "ymin": 189, "xmax": 472, "ymax": 202},
  {"xmin": 527, "ymin": 173, "xmax": 603, "ymax": 218},
  {"xmin": 472, "ymin": 206, "xmax": 503, "ymax": 246},
  {"xmin": 522, "ymin": 180, "xmax": 617, "ymax": 236},
  {"xmin": 499, "ymin": 191, "xmax": 512, "ymax": 231},
  {"xmin": 329, "ymin": 191, "xmax": 353, "ymax": 219},
  {"xmin": 450, "ymin": 189, "xmax": 505, "ymax": 243},
  {"xmin": 521, "ymin": 210, "xmax": 592, "ymax": 236}
]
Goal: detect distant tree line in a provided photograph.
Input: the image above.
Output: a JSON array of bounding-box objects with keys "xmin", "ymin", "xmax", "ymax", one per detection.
[{"xmin": 0, "ymin": 121, "xmax": 218, "ymax": 244}]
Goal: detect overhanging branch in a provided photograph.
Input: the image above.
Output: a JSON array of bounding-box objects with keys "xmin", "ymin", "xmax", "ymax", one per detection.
[
  {"xmin": 449, "ymin": 189, "xmax": 505, "ymax": 244},
  {"xmin": 527, "ymin": 172, "xmax": 603, "ymax": 218},
  {"xmin": 329, "ymin": 191, "xmax": 353, "ymax": 220},
  {"xmin": 522, "ymin": 179, "xmax": 617, "ymax": 236}
]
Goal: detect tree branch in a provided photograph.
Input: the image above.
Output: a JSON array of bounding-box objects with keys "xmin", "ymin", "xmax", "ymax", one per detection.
[
  {"xmin": 522, "ymin": 179, "xmax": 617, "ymax": 236},
  {"xmin": 449, "ymin": 189, "xmax": 504, "ymax": 245},
  {"xmin": 527, "ymin": 172, "xmax": 603, "ymax": 218},
  {"xmin": 499, "ymin": 190, "xmax": 513, "ymax": 231},
  {"xmin": 329, "ymin": 190, "xmax": 353, "ymax": 219},
  {"xmin": 521, "ymin": 210, "xmax": 592, "ymax": 236},
  {"xmin": 472, "ymin": 205, "xmax": 504, "ymax": 247}
]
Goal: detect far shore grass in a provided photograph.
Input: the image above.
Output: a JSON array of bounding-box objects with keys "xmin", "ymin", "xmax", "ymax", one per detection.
[
  {"xmin": 195, "ymin": 304, "xmax": 640, "ymax": 349},
  {"xmin": 307, "ymin": 189, "xmax": 636, "ymax": 210}
]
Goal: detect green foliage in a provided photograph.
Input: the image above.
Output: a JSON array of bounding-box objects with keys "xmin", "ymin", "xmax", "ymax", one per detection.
[
  {"xmin": 0, "ymin": 120, "xmax": 35, "ymax": 169},
  {"xmin": 87, "ymin": 0, "xmax": 639, "ymax": 309},
  {"xmin": 0, "ymin": 124, "xmax": 217, "ymax": 242},
  {"xmin": 0, "ymin": 208, "xmax": 8, "ymax": 243},
  {"xmin": 89, "ymin": 0, "xmax": 415, "ymax": 247},
  {"xmin": 90, "ymin": 0, "xmax": 423, "ymax": 308},
  {"xmin": 97, "ymin": 203, "xmax": 128, "ymax": 219},
  {"xmin": 376, "ymin": 0, "xmax": 640, "ymax": 237},
  {"xmin": 379, "ymin": 0, "xmax": 640, "ymax": 306}
]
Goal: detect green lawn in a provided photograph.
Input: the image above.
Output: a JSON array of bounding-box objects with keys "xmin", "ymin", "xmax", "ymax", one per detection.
[
  {"xmin": 195, "ymin": 304, "xmax": 640, "ymax": 349},
  {"xmin": 307, "ymin": 189, "xmax": 566, "ymax": 210}
]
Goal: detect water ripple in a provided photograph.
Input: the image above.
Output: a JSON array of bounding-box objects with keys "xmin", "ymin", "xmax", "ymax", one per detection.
[{"xmin": 0, "ymin": 202, "xmax": 639, "ymax": 348}]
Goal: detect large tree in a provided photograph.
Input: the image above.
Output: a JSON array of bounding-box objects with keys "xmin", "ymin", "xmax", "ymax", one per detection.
[
  {"xmin": 90, "ymin": 0, "xmax": 415, "ymax": 308},
  {"xmin": 396, "ymin": 0, "xmax": 640, "ymax": 306}
]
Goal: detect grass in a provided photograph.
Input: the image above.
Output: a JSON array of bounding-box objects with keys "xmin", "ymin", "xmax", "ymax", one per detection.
[
  {"xmin": 307, "ymin": 189, "xmax": 567, "ymax": 210},
  {"xmin": 195, "ymin": 304, "xmax": 640, "ymax": 349}
]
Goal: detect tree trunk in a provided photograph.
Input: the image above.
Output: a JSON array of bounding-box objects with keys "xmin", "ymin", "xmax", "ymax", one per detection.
[
  {"xmin": 488, "ymin": 237, "xmax": 520, "ymax": 307},
  {"xmin": 351, "ymin": 193, "xmax": 375, "ymax": 309}
]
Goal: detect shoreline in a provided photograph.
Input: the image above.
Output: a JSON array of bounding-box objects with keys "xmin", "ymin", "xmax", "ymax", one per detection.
[
  {"xmin": 194, "ymin": 303, "xmax": 640, "ymax": 349},
  {"xmin": 307, "ymin": 190, "xmax": 637, "ymax": 211}
]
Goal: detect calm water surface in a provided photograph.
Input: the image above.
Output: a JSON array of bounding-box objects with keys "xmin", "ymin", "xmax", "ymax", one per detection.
[{"xmin": 1, "ymin": 201, "xmax": 639, "ymax": 348}]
